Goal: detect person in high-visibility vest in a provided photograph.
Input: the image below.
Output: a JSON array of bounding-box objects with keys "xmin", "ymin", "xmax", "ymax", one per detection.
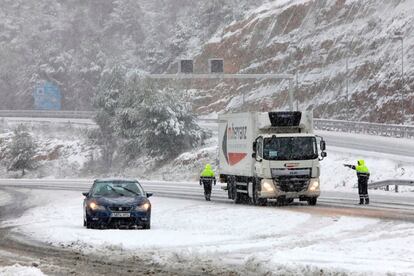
[
  {"xmin": 344, "ymin": 160, "xmax": 370, "ymax": 204},
  {"xmin": 200, "ymin": 164, "xmax": 216, "ymax": 201}
]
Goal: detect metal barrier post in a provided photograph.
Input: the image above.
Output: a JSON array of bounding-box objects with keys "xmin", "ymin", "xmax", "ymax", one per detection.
[{"xmin": 395, "ymin": 185, "xmax": 399, "ymax": 193}]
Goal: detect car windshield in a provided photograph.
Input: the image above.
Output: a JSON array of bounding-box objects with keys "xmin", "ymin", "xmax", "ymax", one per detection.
[
  {"xmin": 91, "ymin": 181, "xmax": 144, "ymax": 197},
  {"xmin": 263, "ymin": 137, "xmax": 318, "ymax": 161}
]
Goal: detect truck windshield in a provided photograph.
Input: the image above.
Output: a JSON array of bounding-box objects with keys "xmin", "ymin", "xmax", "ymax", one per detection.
[{"xmin": 263, "ymin": 137, "xmax": 318, "ymax": 161}]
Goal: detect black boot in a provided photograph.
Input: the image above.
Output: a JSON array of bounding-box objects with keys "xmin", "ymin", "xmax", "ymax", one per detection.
[
  {"xmin": 359, "ymin": 197, "xmax": 364, "ymax": 205},
  {"xmin": 365, "ymin": 197, "xmax": 369, "ymax": 205}
]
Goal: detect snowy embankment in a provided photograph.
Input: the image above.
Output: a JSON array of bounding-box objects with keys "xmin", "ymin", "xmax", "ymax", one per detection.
[
  {"xmin": 4, "ymin": 190, "xmax": 414, "ymax": 275},
  {"xmin": 0, "ymin": 120, "xmax": 98, "ymax": 179},
  {"xmin": 321, "ymin": 150, "xmax": 414, "ymax": 192},
  {"xmin": 1, "ymin": 118, "xmax": 413, "ymax": 194},
  {"xmin": 0, "ymin": 264, "xmax": 45, "ymax": 276},
  {"xmin": 0, "ymin": 190, "xmax": 12, "ymax": 206}
]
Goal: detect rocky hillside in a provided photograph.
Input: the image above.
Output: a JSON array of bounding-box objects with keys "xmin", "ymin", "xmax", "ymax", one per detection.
[
  {"xmin": 188, "ymin": 0, "xmax": 414, "ymax": 124},
  {"xmin": 0, "ymin": 0, "xmax": 264, "ymax": 110},
  {"xmin": 1, "ymin": 0, "xmax": 413, "ymax": 123}
]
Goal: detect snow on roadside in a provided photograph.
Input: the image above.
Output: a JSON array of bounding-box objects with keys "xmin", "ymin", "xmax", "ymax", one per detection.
[
  {"xmin": 321, "ymin": 149, "xmax": 414, "ymax": 192},
  {"xmin": 0, "ymin": 264, "xmax": 45, "ymax": 276},
  {"xmin": 0, "ymin": 125, "xmax": 97, "ymax": 179},
  {"xmin": 0, "ymin": 190, "xmax": 12, "ymax": 206},
  {"xmin": 5, "ymin": 190, "xmax": 414, "ymax": 275}
]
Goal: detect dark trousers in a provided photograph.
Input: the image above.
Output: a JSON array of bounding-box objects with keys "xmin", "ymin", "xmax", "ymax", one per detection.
[
  {"xmin": 200, "ymin": 177, "xmax": 214, "ymax": 198},
  {"xmin": 358, "ymin": 175, "xmax": 369, "ymax": 203},
  {"xmin": 202, "ymin": 181, "xmax": 212, "ymax": 195}
]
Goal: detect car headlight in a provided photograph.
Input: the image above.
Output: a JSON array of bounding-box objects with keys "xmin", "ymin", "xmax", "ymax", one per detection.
[
  {"xmin": 135, "ymin": 202, "xmax": 151, "ymax": 212},
  {"xmin": 309, "ymin": 179, "xmax": 320, "ymax": 192},
  {"xmin": 261, "ymin": 179, "xmax": 275, "ymax": 192},
  {"xmin": 89, "ymin": 202, "xmax": 106, "ymax": 211}
]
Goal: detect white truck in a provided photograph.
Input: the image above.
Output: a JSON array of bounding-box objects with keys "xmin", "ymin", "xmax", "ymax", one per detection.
[{"xmin": 218, "ymin": 111, "xmax": 326, "ymax": 206}]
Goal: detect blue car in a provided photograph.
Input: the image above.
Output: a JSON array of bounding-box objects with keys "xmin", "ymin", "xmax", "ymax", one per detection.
[{"xmin": 83, "ymin": 179, "xmax": 152, "ymax": 229}]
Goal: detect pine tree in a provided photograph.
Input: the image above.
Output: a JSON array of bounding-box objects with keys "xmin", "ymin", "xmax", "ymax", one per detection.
[
  {"xmin": 92, "ymin": 66, "xmax": 126, "ymax": 169},
  {"xmin": 116, "ymin": 78, "xmax": 205, "ymax": 161},
  {"xmin": 8, "ymin": 125, "xmax": 37, "ymax": 176}
]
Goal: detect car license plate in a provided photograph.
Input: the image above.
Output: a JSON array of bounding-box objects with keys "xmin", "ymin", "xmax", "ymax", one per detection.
[{"xmin": 111, "ymin": 212, "xmax": 131, "ymax": 218}]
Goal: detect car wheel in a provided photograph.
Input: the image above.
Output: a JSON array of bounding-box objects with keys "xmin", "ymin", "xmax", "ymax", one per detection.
[
  {"xmin": 142, "ymin": 221, "xmax": 151, "ymax": 230},
  {"xmin": 85, "ymin": 216, "xmax": 94, "ymax": 229}
]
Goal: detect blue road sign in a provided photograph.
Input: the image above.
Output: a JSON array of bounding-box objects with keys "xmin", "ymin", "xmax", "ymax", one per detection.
[{"xmin": 33, "ymin": 82, "xmax": 62, "ymax": 110}]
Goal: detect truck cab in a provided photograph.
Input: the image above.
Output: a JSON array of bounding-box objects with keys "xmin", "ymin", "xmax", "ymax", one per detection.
[
  {"xmin": 253, "ymin": 132, "xmax": 325, "ymax": 205},
  {"xmin": 219, "ymin": 111, "xmax": 326, "ymax": 206}
]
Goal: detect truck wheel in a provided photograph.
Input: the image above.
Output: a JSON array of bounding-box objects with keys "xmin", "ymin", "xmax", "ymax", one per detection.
[
  {"xmin": 234, "ymin": 190, "xmax": 248, "ymax": 204},
  {"xmin": 308, "ymin": 197, "xmax": 317, "ymax": 206},
  {"xmin": 276, "ymin": 199, "xmax": 285, "ymax": 206},
  {"xmin": 252, "ymin": 181, "xmax": 267, "ymax": 206},
  {"xmin": 234, "ymin": 190, "xmax": 242, "ymax": 204},
  {"xmin": 228, "ymin": 177, "xmax": 236, "ymax": 200}
]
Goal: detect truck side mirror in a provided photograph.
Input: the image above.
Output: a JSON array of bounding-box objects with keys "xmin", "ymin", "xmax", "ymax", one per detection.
[
  {"xmin": 252, "ymin": 141, "xmax": 257, "ymax": 152},
  {"xmin": 252, "ymin": 152, "xmax": 256, "ymax": 159},
  {"xmin": 82, "ymin": 192, "xmax": 89, "ymax": 197},
  {"xmin": 321, "ymin": 151, "xmax": 327, "ymax": 158},
  {"xmin": 320, "ymin": 140, "xmax": 326, "ymax": 151}
]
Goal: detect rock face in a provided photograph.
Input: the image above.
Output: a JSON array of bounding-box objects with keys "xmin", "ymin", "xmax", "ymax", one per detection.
[
  {"xmin": 0, "ymin": 0, "xmax": 264, "ymax": 111},
  {"xmin": 189, "ymin": 0, "xmax": 414, "ymax": 124},
  {"xmin": 1, "ymin": 0, "xmax": 413, "ymax": 123}
]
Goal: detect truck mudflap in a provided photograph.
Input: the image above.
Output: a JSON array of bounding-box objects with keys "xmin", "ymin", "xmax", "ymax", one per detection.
[{"xmin": 259, "ymin": 178, "xmax": 320, "ymax": 199}]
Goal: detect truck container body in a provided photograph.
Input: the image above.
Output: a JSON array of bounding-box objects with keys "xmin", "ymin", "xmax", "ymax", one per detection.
[{"xmin": 218, "ymin": 111, "xmax": 326, "ymax": 205}]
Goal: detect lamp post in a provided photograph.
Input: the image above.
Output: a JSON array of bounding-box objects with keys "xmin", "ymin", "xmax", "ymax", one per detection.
[
  {"xmin": 339, "ymin": 42, "xmax": 351, "ymax": 115},
  {"xmin": 289, "ymin": 44, "xmax": 300, "ymax": 111},
  {"xmin": 392, "ymin": 31, "xmax": 405, "ymax": 124}
]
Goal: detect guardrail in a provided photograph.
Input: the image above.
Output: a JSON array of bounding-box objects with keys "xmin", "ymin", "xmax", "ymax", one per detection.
[
  {"xmin": 314, "ymin": 118, "xmax": 414, "ymax": 139},
  {"xmin": 0, "ymin": 110, "xmax": 96, "ymax": 119},
  {"xmin": 200, "ymin": 117, "xmax": 414, "ymax": 139},
  {"xmin": 369, "ymin": 179, "xmax": 414, "ymax": 193},
  {"xmin": 1, "ymin": 111, "xmax": 414, "ymax": 139}
]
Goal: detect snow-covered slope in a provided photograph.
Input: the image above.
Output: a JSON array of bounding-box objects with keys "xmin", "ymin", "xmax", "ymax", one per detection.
[{"xmin": 190, "ymin": 0, "xmax": 414, "ymax": 124}]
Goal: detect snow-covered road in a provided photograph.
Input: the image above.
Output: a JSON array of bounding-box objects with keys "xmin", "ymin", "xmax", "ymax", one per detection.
[
  {"xmin": 3, "ymin": 190, "xmax": 414, "ymax": 275},
  {"xmin": 318, "ymin": 130, "xmax": 414, "ymax": 161}
]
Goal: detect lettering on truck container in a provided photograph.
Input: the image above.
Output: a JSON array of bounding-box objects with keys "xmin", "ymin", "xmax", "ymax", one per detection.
[{"xmin": 222, "ymin": 123, "xmax": 248, "ymax": 166}]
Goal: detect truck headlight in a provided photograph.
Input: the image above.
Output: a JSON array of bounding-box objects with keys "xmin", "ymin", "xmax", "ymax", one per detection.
[
  {"xmin": 309, "ymin": 179, "xmax": 320, "ymax": 192},
  {"xmin": 261, "ymin": 179, "xmax": 275, "ymax": 192},
  {"xmin": 135, "ymin": 202, "xmax": 151, "ymax": 212},
  {"xmin": 89, "ymin": 202, "xmax": 106, "ymax": 211}
]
